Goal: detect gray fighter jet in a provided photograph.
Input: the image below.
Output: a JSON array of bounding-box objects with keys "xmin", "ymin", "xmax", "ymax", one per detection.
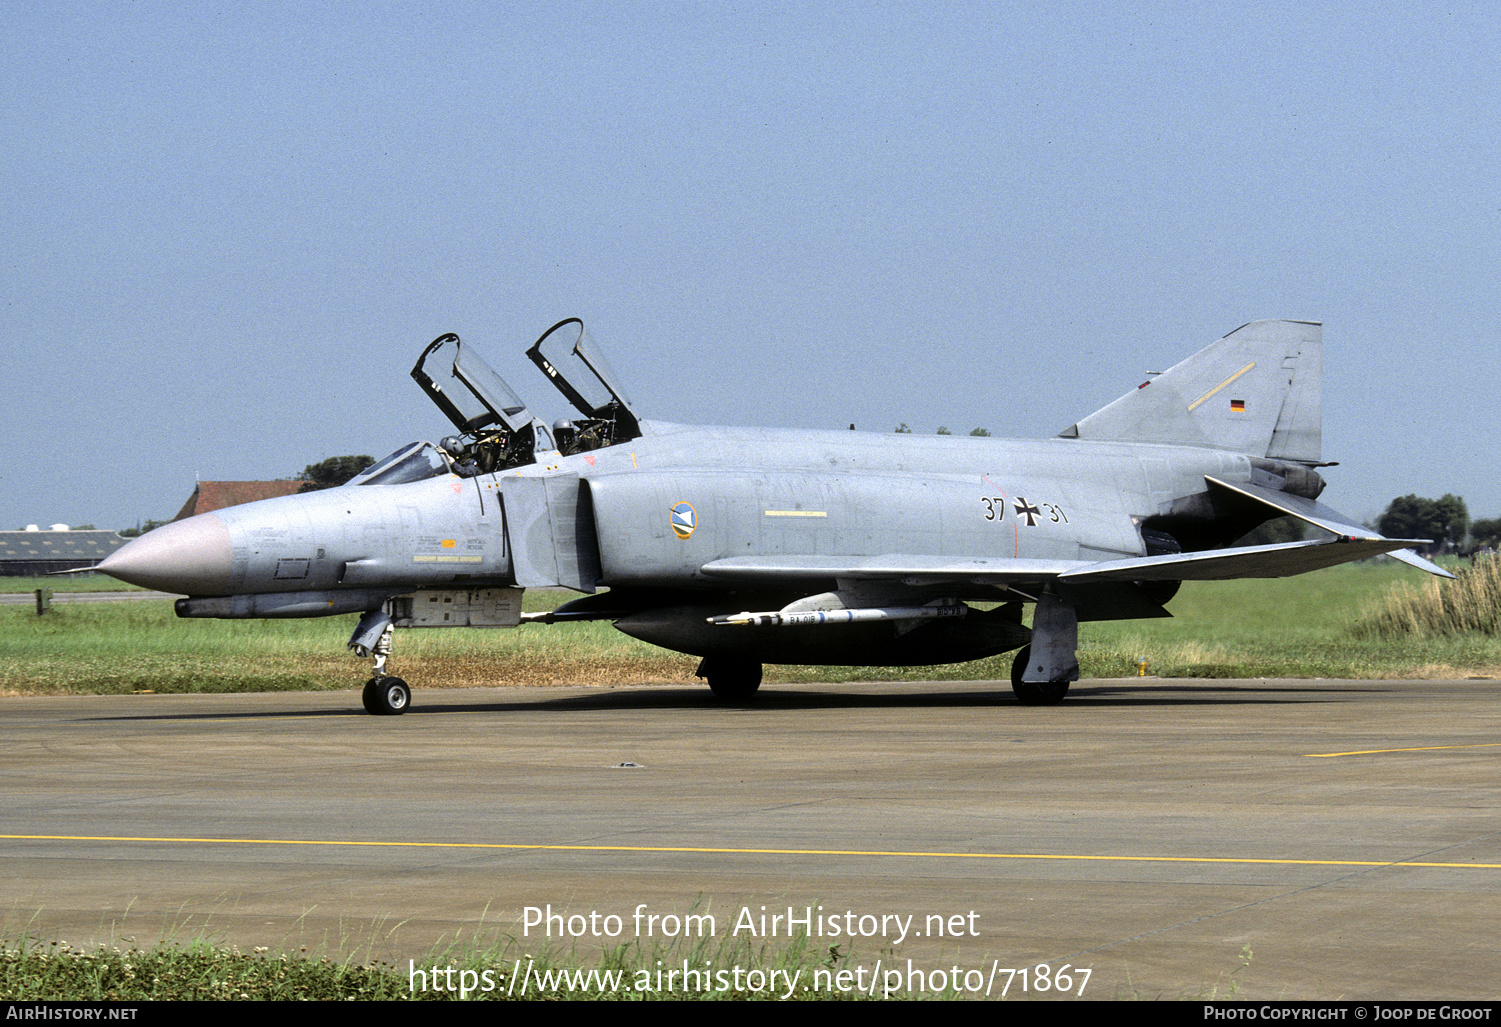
[{"xmin": 97, "ymin": 317, "xmax": 1450, "ymax": 714}]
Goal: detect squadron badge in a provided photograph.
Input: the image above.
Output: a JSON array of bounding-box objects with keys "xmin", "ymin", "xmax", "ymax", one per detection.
[{"xmin": 670, "ymin": 502, "xmax": 697, "ymax": 540}]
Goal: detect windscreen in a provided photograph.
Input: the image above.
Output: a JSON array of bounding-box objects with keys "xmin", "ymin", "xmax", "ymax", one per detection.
[{"xmin": 348, "ymin": 442, "xmax": 449, "ymax": 486}]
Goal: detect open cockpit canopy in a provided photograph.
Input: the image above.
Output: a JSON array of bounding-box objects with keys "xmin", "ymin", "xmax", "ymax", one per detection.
[
  {"xmin": 411, "ymin": 333, "xmax": 539, "ymax": 435},
  {"xmin": 407, "ymin": 320, "xmax": 642, "ymax": 475},
  {"xmin": 526, "ymin": 318, "xmax": 642, "ymax": 447}
]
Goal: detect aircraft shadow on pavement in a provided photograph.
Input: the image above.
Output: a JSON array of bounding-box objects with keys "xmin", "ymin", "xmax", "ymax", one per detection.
[
  {"xmin": 75, "ymin": 680, "xmax": 1371, "ymax": 724},
  {"xmin": 422, "ymin": 681, "xmax": 1361, "ymax": 714}
]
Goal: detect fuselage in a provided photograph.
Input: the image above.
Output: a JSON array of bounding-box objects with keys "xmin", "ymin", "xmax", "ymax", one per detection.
[{"xmin": 99, "ymin": 421, "xmax": 1260, "ymax": 610}]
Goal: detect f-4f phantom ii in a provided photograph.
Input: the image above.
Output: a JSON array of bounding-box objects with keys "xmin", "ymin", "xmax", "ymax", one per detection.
[{"xmin": 98, "ymin": 317, "xmax": 1450, "ymax": 714}]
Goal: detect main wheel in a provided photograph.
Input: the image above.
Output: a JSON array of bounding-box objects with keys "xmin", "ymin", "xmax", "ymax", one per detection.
[
  {"xmin": 1009, "ymin": 646, "xmax": 1069, "ymax": 705},
  {"xmin": 363, "ymin": 675, "xmax": 412, "ymax": 716},
  {"xmin": 700, "ymin": 656, "xmax": 763, "ymax": 700}
]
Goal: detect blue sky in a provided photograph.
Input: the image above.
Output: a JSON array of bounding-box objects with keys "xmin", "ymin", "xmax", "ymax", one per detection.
[{"xmin": 3, "ymin": 1, "xmax": 1496, "ymax": 532}]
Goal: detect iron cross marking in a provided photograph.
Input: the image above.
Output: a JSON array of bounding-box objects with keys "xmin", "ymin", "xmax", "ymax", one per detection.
[{"xmin": 1013, "ymin": 498, "xmax": 1041, "ymax": 526}]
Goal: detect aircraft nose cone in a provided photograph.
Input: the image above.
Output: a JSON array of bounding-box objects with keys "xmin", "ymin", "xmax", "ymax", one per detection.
[{"xmin": 96, "ymin": 514, "xmax": 233, "ymax": 595}]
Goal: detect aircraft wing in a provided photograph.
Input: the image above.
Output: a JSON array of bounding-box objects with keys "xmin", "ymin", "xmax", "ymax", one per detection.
[
  {"xmin": 702, "ymin": 533, "xmax": 1428, "ymax": 589},
  {"xmin": 1205, "ymin": 476, "xmax": 1455, "ymax": 578},
  {"xmin": 1057, "ymin": 535, "xmax": 1428, "ymax": 583}
]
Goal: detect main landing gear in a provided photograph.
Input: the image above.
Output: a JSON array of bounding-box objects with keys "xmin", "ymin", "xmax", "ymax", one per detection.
[
  {"xmin": 350, "ymin": 609, "xmax": 411, "ymax": 716},
  {"xmin": 696, "ymin": 655, "xmax": 763, "ymax": 700},
  {"xmin": 1009, "ymin": 645, "xmax": 1069, "ymax": 705},
  {"xmin": 1010, "ymin": 592, "xmax": 1079, "ymax": 706}
]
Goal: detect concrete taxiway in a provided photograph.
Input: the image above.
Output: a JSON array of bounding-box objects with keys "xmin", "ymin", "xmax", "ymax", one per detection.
[{"xmin": 2, "ymin": 678, "xmax": 1498, "ymax": 1000}]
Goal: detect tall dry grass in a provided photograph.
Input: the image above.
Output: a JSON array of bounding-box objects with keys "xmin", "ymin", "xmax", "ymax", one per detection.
[{"xmin": 1352, "ymin": 555, "xmax": 1501, "ymax": 638}]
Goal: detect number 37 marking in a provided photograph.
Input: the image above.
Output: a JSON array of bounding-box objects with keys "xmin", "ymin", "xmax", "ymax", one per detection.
[{"xmin": 981, "ymin": 496, "xmax": 1068, "ymax": 525}]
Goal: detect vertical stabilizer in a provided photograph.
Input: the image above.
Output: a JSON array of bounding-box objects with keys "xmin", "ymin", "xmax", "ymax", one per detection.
[{"xmin": 1059, "ymin": 319, "xmax": 1322, "ymax": 461}]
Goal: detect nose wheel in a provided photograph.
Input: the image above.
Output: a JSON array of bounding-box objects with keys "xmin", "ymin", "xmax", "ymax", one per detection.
[
  {"xmin": 350, "ymin": 610, "xmax": 412, "ymax": 715},
  {"xmin": 363, "ymin": 675, "xmax": 411, "ymax": 715}
]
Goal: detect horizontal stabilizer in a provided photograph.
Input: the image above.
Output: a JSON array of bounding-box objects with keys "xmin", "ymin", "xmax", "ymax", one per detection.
[
  {"xmin": 1387, "ymin": 548, "xmax": 1454, "ymax": 577},
  {"xmin": 1206, "ymin": 477, "xmax": 1455, "ymax": 579}
]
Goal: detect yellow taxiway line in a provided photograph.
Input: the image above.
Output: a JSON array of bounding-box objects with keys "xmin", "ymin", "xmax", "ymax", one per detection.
[
  {"xmin": 3, "ymin": 834, "xmax": 1498, "ymax": 870},
  {"xmin": 1305, "ymin": 742, "xmax": 1501, "ymax": 757}
]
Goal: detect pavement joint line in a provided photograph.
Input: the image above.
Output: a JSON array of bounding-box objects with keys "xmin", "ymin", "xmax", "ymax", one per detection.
[{"xmin": 4, "ymin": 834, "xmax": 1500, "ymax": 870}]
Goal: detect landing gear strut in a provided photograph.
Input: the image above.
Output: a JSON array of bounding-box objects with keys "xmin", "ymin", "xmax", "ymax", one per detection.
[
  {"xmin": 696, "ymin": 655, "xmax": 763, "ymax": 700},
  {"xmin": 349, "ymin": 609, "xmax": 411, "ymax": 716}
]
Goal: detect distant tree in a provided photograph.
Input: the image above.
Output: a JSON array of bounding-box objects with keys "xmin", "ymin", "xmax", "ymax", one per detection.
[
  {"xmin": 969, "ymin": 427, "xmax": 991, "ymax": 437},
  {"xmin": 298, "ymin": 455, "xmax": 376, "ymax": 492},
  {"xmin": 70, "ymin": 523, "xmax": 96, "ymax": 531},
  {"xmin": 1470, "ymin": 517, "xmax": 1501, "ymax": 552},
  {"xmin": 894, "ymin": 423, "xmax": 912, "ymax": 434},
  {"xmin": 1435, "ymin": 494, "xmax": 1471, "ymax": 549},
  {"xmin": 935, "ymin": 426, "xmax": 952, "ymax": 435},
  {"xmin": 1377, "ymin": 494, "xmax": 1469, "ymax": 555}
]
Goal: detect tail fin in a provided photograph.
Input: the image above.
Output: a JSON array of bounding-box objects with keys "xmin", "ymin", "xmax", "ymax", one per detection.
[{"xmin": 1058, "ymin": 319, "xmax": 1322, "ymax": 461}]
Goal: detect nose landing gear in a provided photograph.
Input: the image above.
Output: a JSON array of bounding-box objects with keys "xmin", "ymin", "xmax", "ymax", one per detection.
[{"xmin": 350, "ymin": 609, "xmax": 411, "ymax": 715}]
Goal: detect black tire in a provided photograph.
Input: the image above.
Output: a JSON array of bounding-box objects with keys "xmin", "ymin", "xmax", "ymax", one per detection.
[
  {"xmin": 363, "ymin": 675, "xmax": 411, "ymax": 715},
  {"xmin": 701, "ymin": 657, "xmax": 763, "ymax": 700},
  {"xmin": 1009, "ymin": 645, "xmax": 1069, "ymax": 705}
]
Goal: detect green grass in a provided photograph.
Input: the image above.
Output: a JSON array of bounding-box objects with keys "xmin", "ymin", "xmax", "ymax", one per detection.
[
  {"xmin": 0, "ymin": 939, "xmax": 411, "ymax": 1001},
  {"xmin": 0, "ymin": 930, "xmax": 886, "ymax": 1001},
  {"xmin": 0, "ymin": 600, "xmax": 695, "ymax": 695},
  {"xmin": 1075, "ymin": 558, "xmax": 1501, "ymax": 680},
  {"xmin": 3, "ymin": 561, "xmax": 1497, "ymax": 696},
  {"xmin": 773, "ymin": 559, "xmax": 1501, "ymax": 682},
  {"xmin": 0, "ymin": 575, "xmax": 146, "ymax": 593}
]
